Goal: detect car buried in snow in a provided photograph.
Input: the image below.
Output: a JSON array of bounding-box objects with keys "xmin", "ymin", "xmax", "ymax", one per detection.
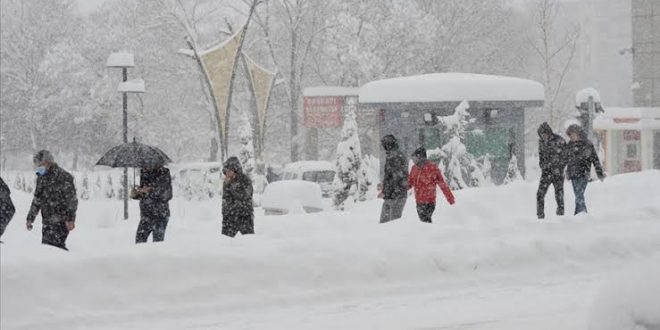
[{"xmin": 280, "ymin": 161, "xmax": 336, "ymax": 197}]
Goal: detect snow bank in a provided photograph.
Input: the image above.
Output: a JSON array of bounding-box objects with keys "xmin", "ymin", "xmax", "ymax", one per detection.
[
  {"xmin": 588, "ymin": 255, "xmax": 660, "ymax": 330},
  {"xmin": 359, "ymin": 73, "xmax": 544, "ymax": 104},
  {"xmin": 2, "ymin": 171, "xmax": 659, "ymax": 329}
]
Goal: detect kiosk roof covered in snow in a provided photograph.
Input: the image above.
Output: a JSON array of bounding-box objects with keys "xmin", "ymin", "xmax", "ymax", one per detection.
[{"xmin": 359, "ymin": 73, "xmax": 544, "ymax": 105}]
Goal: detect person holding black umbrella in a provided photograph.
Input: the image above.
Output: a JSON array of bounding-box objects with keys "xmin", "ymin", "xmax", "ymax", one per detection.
[
  {"xmin": 130, "ymin": 165, "xmax": 172, "ymax": 243},
  {"xmin": 26, "ymin": 150, "xmax": 78, "ymax": 250},
  {"xmin": 222, "ymin": 157, "xmax": 254, "ymax": 237}
]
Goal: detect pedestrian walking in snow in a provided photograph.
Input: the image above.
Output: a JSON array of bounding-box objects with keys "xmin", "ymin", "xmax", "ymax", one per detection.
[
  {"xmin": 408, "ymin": 147, "xmax": 455, "ymax": 223},
  {"xmin": 26, "ymin": 150, "xmax": 78, "ymax": 250},
  {"xmin": 222, "ymin": 157, "xmax": 254, "ymax": 237},
  {"xmin": 378, "ymin": 135, "xmax": 409, "ymax": 223},
  {"xmin": 536, "ymin": 122, "xmax": 567, "ymax": 219},
  {"xmin": 131, "ymin": 165, "xmax": 172, "ymax": 243},
  {"xmin": 565, "ymin": 124, "xmax": 605, "ymax": 215},
  {"xmin": 0, "ymin": 177, "xmax": 16, "ymax": 239}
]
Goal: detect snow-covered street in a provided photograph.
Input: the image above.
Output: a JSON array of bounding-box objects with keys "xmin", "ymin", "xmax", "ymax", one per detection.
[{"xmin": 2, "ymin": 171, "xmax": 659, "ymax": 329}]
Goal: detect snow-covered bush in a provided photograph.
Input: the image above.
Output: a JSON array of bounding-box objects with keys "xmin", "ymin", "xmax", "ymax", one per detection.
[
  {"xmin": 105, "ymin": 174, "xmax": 115, "ymax": 199},
  {"xmin": 503, "ymin": 154, "xmax": 523, "ymax": 184}
]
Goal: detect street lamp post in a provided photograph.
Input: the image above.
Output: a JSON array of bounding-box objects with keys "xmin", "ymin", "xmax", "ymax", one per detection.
[{"xmin": 106, "ymin": 52, "xmax": 144, "ymax": 220}]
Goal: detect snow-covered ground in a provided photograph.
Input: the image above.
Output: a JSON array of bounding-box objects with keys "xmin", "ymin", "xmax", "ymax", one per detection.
[{"xmin": 2, "ymin": 171, "xmax": 660, "ymax": 329}]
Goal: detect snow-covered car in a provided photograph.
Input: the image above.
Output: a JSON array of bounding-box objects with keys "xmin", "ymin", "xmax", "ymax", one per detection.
[
  {"xmin": 260, "ymin": 180, "xmax": 324, "ymax": 215},
  {"xmin": 170, "ymin": 162, "xmax": 224, "ymax": 200},
  {"xmin": 281, "ymin": 161, "xmax": 336, "ymax": 197}
]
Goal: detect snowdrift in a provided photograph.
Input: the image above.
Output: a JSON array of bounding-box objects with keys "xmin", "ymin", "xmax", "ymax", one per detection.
[{"xmin": 2, "ymin": 171, "xmax": 660, "ymax": 329}]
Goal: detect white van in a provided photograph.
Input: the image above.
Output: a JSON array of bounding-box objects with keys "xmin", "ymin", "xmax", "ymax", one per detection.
[{"xmin": 281, "ymin": 161, "xmax": 336, "ymax": 197}]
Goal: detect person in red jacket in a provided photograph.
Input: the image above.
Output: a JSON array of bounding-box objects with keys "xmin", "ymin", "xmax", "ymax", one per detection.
[{"xmin": 408, "ymin": 147, "xmax": 455, "ymax": 223}]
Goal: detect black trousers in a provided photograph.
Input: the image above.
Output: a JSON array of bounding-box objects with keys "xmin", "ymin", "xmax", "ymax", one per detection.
[
  {"xmin": 416, "ymin": 203, "xmax": 436, "ymax": 223},
  {"xmin": 537, "ymin": 171, "xmax": 564, "ymax": 217},
  {"xmin": 42, "ymin": 222, "xmax": 69, "ymax": 250},
  {"xmin": 136, "ymin": 216, "xmax": 169, "ymax": 243},
  {"xmin": 222, "ymin": 219, "xmax": 254, "ymax": 237}
]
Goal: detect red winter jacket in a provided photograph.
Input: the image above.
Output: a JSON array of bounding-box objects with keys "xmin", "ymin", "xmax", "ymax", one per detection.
[{"xmin": 408, "ymin": 161, "xmax": 455, "ymax": 205}]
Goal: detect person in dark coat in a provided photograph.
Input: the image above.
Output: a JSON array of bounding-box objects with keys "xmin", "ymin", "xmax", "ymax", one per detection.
[
  {"xmin": 222, "ymin": 157, "xmax": 254, "ymax": 237},
  {"xmin": 130, "ymin": 165, "xmax": 172, "ymax": 243},
  {"xmin": 536, "ymin": 122, "xmax": 567, "ymax": 219},
  {"xmin": 0, "ymin": 177, "xmax": 16, "ymax": 239},
  {"xmin": 565, "ymin": 124, "xmax": 605, "ymax": 215},
  {"xmin": 378, "ymin": 135, "xmax": 409, "ymax": 223},
  {"xmin": 26, "ymin": 150, "xmax": 78, "ymax": 250},
  {"xmin": 408, "ymin": 147, "xmax": 455, "ymax": 223}
]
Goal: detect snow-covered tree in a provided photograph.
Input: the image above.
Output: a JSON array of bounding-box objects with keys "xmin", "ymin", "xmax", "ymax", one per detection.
[
  {"xmin": 238, "ymin": 117, "xmax": 256, "ymax": 180},
  {"xmin": 333, "ymin": 104, "xmax": 367, "ymax": 209},
  {"xmin": 436, "ymin": 101, "xmax": 491, "ymax": 190}
]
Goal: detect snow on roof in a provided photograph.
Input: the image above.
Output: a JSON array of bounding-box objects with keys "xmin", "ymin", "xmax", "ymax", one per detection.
[
  {"xmin": 303, "ymin": 86, "xmax": 360, "ymax": 97},
  {"xmin": 358, "ymin": 73, "xmax": 544, "ymax": 104},
  {"xmin": 117, "ymin": 79, "xmax": 145, "ymax": 93},
  {"xmin": 283, "ymin": 161, "xmax": 335, "ymax": 173},
  {"xmin": 106, "ymin": 52, "xmax": 135, "ymax": 68},
  {"xmin": 594, "ymin": 107, "xmax": 660, "ymax": 130},
  {"xmin": 576, "ymin": 88, "xmax": 601, "ymax": 106}
]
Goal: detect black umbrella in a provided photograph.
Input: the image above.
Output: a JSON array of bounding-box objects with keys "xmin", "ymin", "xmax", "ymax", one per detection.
[{"xmin": 96, "ymin": 141, "xmax": 172, "ymax": 168}]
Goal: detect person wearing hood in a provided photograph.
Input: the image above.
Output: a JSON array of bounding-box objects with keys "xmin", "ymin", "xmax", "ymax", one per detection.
[
  {"xmin": 130, "ymin": 165, "xmax": 172, "ymax": 243},
  {"xmin": 407, "ymin": 147, "xmax": 455, "ymax": 223},
  {"xmin": 565, "ymin": 124, "xmax": 605, "ymax": 215},
  {"xmin": 0, "ymin": 177, "xmax": 16, "ymax": 240},
  {"xmin": 378, "ymin": 135, "xmax": 409, "ymax": 223},
  {"xmin": 536, "ymin": 122, "xmax": 568, "ymax": 219},
  {"xmin": 222, "ymin": 156, "xmax": 254, "ymax": 237},
  {"xmin": 26, "ymin": 150, "xmax": 78, "ymax": 250}
]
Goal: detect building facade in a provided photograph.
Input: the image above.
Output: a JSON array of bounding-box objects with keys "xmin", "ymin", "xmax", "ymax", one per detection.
[{"xmin": 632, "ymin": 0, "xmax": 660, "ymax": 107}]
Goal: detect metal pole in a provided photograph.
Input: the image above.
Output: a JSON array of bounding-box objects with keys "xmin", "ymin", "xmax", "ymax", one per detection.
[{"xmin": 122, "ymin": 67, "xmax": 128, "ymax": 220}]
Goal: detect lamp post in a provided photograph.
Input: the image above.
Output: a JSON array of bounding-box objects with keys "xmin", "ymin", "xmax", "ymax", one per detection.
[{"xmin": 106, "ymin": 52, "xmax": 145, "ymax": 220}]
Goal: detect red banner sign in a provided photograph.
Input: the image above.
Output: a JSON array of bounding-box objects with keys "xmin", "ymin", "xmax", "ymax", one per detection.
[{"xmin": 303, "ymin": 96, "xmax": 343, "ymax": 128}]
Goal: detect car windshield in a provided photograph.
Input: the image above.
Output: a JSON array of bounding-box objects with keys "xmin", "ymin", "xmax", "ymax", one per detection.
[{"xmin": 302, "ymin": 171, "xmax": 335, "ymax": 183}]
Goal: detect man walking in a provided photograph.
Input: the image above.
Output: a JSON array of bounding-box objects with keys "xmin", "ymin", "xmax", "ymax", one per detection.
[
  {"xmin": 26, "ymin": 150, "xmax": 78, "ymax": 250},
  {"xmin": 222, "ymin": 157, "xmax": 254, "ymax": 237},
  {"xmin": 536, "ymin": 122, "xmax": 567, "ymax": 219},
  {"xmin": 565, "ymin": 124, "xmax": 605, "ymax": 215},
  {"xmin": 378, "ymin": 135, "xmax": 409, "ymax": 223},
  {"xmin": 131, "ymin": 165, "xmax": 172, "ymax": 243},
  {"xmin": 408, "ymin": 147, "xmax": 455, "ymax": 223}
]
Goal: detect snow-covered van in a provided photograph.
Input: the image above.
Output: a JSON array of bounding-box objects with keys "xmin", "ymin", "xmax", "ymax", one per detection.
[{"xmin": 281, "ymin": 161, "xmax": 336, "ymax": 197}]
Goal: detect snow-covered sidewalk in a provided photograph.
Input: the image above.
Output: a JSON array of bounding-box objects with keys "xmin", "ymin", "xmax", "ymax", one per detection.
[{"xmin": 2, "ymin": 171, "xmax": 659, "ymax": 329}]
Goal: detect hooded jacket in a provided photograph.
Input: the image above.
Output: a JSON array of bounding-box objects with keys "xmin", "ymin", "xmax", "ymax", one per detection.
[
  {"xmin": 27, "ymin": 164, "xmax": 78, "ymax": 223},
  {"xmin": 538, "ymin": 122, "xmax": 567, "ymax": 174},
  {"xmin": 381, "ymin": 135, "xmax": 408, "ymax": 199},
  {"xmin": 408, "ymin": 147, "xmax": 455, "ymax": 205},
  {"xmin": 222, "ymin": 157, "xmax": 254, "ymax": 227},
  {"xmin": 564, "ymin": 126, "xmax": 605, "ymax": 180}
]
